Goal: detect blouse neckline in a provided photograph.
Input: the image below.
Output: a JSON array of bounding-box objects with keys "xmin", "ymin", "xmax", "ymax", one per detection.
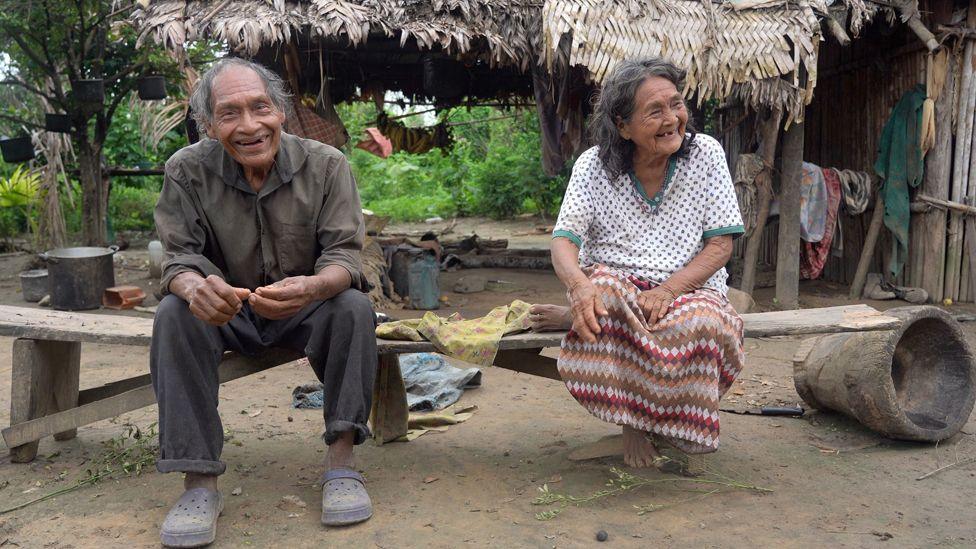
[{"xmin": 629, "ymin": 155, "xmax": 678, "ymax": 210}]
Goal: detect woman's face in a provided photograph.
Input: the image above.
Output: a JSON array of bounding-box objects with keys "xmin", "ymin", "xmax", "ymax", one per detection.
[{"xmin": 616, "ymin": 76, "xmax": 688, "ymax": 159}]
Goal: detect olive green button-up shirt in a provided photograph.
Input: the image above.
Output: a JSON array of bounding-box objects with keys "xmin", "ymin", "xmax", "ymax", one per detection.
[{"xmin": 154, "ymin": 132, "xmax": 367, "ymax": 294}]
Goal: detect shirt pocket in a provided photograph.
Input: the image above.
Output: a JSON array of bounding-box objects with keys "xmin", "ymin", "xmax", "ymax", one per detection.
[{"xmin": 276, "ymin": 222, "xmax": 318, "ymax": 276}]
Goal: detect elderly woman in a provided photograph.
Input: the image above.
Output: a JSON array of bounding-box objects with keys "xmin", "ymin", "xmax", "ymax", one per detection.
[{"xmin": 531, "ymin": 58, "xmax": 745, "ymax": 470}]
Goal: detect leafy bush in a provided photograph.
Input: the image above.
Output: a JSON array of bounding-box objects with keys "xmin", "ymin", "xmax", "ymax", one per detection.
[
  {"xmin": 0, "ymin": 165, "xmax": 40, "ymax": 238},
  {"xmin": 108, "ymin": 185, "xmax": 159, "ymax": 231}
]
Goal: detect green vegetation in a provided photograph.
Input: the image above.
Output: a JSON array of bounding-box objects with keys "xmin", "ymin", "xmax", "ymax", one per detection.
[
  {"xmin": 2, "ymin": 96, "xmax": 569, "ymax": 239},
  {"xmin": 339, "ymin": 103, "xmax": 570, "ymax": 221}
]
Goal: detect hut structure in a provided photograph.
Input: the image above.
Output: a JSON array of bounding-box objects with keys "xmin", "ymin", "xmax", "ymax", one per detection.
[{"xmin": 132, "ymin": 0, "xmax": 976, "ymax": 306}]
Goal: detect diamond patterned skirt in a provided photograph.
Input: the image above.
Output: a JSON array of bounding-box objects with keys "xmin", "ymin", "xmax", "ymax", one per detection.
[{"xmin": 558, "ymin": 265, "xmax": 745, "ymax": 454}]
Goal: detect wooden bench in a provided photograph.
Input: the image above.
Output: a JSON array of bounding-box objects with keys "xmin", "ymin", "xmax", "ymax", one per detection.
[{"xmin": 0, "ymin": 303, "xmax": 902, "ymax": 462}]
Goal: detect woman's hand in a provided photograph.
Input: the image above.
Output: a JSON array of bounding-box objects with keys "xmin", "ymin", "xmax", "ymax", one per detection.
[
  {"xmin": 637, "ymin": 285, "xmax": 677, "ymax": 323},
  {"xmin": 567, "ymin": 279, "xmax": 608, "ymax": 343}
]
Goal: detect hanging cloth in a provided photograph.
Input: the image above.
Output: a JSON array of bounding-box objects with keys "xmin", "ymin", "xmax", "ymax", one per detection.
[
  {"xmin": 800, "ymin": 167, "xmax": 842, "ymax": 279},
  {"xmin": 799, "ymin": 162, "xmax": 829, "ymax": 242},
  {"xmin": 874, "ymin": 85, "xmax": 926, "ymax": 278}
]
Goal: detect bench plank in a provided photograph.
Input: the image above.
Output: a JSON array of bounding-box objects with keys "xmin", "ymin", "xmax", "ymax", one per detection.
[
  {"xmin": 0, "ymin": 304, "xmax": 901, "ymax": 351},
  {"xmin": 2, "ymin": 348, "xmax": 301, "ymax": 450}
]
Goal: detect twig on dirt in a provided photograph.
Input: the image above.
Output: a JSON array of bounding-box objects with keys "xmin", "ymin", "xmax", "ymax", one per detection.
[
  {"xmin": 532, "ymin": 465, "xmax": 771, "ymax": 520},
  {"xmin": 0, "ymin": 423, "xmax": 157, "ymax": 515},
  {"xmin": 916, "ymin": 456, "xmax": 976, "ymax": 481}
]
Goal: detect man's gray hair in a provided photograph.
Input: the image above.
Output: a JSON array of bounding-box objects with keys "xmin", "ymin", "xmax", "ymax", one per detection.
[
  {"xmin": 189, "ymin": 57, "xmax": 292, "ymax": 131},
  {"xmin": 588, "ymin": 57, "xmax": 696, "ymax": 180}
]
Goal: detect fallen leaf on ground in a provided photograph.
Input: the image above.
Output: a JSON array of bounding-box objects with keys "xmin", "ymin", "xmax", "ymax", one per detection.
[{"xmin": 423, "ymin": 476, "xmax": 439, "ymax": 484}]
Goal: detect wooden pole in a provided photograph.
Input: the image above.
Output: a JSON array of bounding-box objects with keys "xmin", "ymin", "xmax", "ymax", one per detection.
[
  {"xmin": 918, "ymin": 50, "xmax": 957, "ymax": 302},
  {"xmin": 946, "ymin": 40, "xmax": 975, "ymax": 301},
  {"xmin": 775, "ymin": 119, "xmax": 805, "ymax": 310},
  {"xmin": 850, "ymin": 193, "xmax": 886, "ymax": 299},
  {"xmin": 740, "ymin": 106, "xmax": 783, "ymax": 297}
]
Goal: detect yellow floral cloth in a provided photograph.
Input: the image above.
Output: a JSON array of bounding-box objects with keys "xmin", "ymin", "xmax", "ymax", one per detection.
[{"xmin": 375, "ymin": 300, "xmax": 532, "ymax": 367}]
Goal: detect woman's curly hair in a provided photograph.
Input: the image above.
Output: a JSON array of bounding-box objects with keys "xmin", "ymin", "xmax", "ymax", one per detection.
[{"xmin": 587, "ymin": 58, "xmax": 697, "ymax": 180}]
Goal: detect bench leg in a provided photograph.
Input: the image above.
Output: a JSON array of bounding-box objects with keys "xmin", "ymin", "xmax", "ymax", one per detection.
[
  {"xmin": 9, "ymin": 339, "xmax": 81, "ymax": 462},
  {"xmin": 370, "ymin": 353, "xmax": 409, "ymax": 445}
]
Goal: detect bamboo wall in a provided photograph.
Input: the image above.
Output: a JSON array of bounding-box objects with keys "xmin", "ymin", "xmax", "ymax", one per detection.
[{"xmin": 805, "ymin": 22, "xmax": 927, "ymax": 289}]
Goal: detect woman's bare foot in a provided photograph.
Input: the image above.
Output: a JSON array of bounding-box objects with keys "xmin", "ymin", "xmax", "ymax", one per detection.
[
  {"xmin": 529, "ymin": 304, "xmax": 573, "ymax": 332},
  {"xmin": 622, "ymin": 425, "xmax": 663, "ymax": 468}
]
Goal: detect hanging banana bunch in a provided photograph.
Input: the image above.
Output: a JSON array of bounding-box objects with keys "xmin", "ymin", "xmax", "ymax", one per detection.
[{"xmin": 376, "ymin": 112, "xmax": 454, "ymax": 155}]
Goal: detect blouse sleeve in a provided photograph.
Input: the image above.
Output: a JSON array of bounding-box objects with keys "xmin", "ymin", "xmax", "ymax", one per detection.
[
  {"xmin": 552, "ymin": 151, "xmax": 597, "ymax": 248},
  {"xmin": 701, "ymin": 140, "xmax": 745, "ymax": 240}
]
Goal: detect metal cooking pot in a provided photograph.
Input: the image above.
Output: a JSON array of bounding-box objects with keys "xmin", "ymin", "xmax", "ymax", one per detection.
[{"xmin": 39, "ymin": 246, "xmax": 118, "ymax": 310}]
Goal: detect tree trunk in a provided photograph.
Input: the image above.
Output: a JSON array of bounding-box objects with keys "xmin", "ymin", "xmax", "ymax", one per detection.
[
  {"xmin": 775, "ymin": 119, "xmax": 805, "ymax": 310},
  {"xmin": 77, "ymin": 137, "xmax": 108, "ymax": 247}
]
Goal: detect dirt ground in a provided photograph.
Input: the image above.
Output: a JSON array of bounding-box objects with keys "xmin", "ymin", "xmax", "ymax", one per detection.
[{"xmin": 1, "ymin": 218, "xmax": 976, "ymax": 548}]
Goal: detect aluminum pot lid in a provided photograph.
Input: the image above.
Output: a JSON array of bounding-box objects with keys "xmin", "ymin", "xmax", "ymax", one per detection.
[{"xmin": 44, "ymin": 246, "xmax": 117, "ymax": 259}]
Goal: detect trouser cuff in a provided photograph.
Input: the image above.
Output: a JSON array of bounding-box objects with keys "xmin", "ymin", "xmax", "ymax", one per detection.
[
  {"xmin": 323, "ymin": 420, "xmax": 371, "ymax": 445},
  {"xmin": 156, "ymin": 458, "xmax": 227, "ymax": 475}
]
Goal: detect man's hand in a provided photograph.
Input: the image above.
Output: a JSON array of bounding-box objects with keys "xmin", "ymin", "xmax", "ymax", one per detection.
[
  {"xmin": 176, "ymin": 273, "xmax": 250, "ymax": 326},
  {"xmin": 637, "ymin": 285, "xmax": 677, "ymax": 324},
  {"xmin": 249, "ymin": 276, "xmax": 318, "ymax": 320},
  {"xmin": 567, "ymin": 278, "xmax": 608, "ymax": 344}
]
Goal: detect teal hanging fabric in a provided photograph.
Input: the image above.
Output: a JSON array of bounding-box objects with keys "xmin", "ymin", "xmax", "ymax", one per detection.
[{"xmin": 874, "ymin": 84, "xmax": 926, "ymax": 279}]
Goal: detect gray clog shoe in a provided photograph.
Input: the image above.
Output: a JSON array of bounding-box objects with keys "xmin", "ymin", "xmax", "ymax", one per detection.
[
  {"xmin": 321, "ymin": 469, "xmax": 373, "ymax": 526},
  {"xmin": 160, "ymin": 487, "xmax": 223, "ymax": 548}
]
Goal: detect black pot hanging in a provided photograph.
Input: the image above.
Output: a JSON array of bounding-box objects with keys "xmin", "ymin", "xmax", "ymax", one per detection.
[
  {"xmin": 45, "ymin": 113, "xmax": 73, "ymax": 133},
  {"xmin": 137, "ymin": 75, "xmax": 167, "ymax": 100},
  {"xmin": 71, "ymin": 79, "xmax": 105, "ymax": 106},
  {"xmin": 0, "ymin": 136, "xmax": 35, "ymax": 163}
]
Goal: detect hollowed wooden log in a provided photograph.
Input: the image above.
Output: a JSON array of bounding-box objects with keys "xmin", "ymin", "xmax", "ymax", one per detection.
[{"xmin": 793, "ymin": 306, "xmax": 976, "ymax": 441}]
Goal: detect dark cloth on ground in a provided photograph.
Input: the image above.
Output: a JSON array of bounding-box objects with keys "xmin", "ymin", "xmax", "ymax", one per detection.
[
  {"xmin": 150, "ymin": 290, "xmax": 377, "ymax": 476},
  {"xmin": 875, "ymin": 85, "xmax": 926, "ymax": 278},
  {"xmin": 154, "ymin": 132, "xmax": 368, "ymax": 293}
]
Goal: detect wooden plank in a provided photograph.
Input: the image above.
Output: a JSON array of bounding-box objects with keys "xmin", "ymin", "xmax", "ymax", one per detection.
[
  {"xmin": 742, "ymin": 304, "xmax": 900, "ymax": 336},
  {"xmin": 369, "ymin": 354, "xmax": 409, "ymax": 444},
  {"xmin": 52, "ymin": 342, "xmax": 81, "ymax": 442},
  {"xmin": 918, "ymin": 51, "xmax": 955, "ymax": 302},
  {"xmin": 776, "ymin": 119, "xmax": 805, "ymax": 310},
  {"xmin": 849, "ymin": 194, "xmax": 886, "ymax": 299},
  {"xmin": 2, "ymin": 349, "xmax": 301, "ymax": 451},
  {"xmin": 0, "ymin": 306, "xmax": 153, "ymax": 346},
  {"xmin": 8, "ymin": 340, "xmax": 80, "ymax": 462}
]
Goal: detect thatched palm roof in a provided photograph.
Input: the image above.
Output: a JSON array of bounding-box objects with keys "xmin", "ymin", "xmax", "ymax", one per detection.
[
  {"xmin": 134, "ymin": 0, "xmax": 541, "ymax": 70},
  {"xmin": 133, "ymin": 0, "xmax": 884, "ymax": 117},
  {"xmin": 541, "ymin": 0, "xmax": 880, "ymax": 122}
]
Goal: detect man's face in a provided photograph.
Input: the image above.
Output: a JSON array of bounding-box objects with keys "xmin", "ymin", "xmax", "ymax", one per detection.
[{"xmin": 207, "ymin": 66, "xmax": 285, "ymax": 174}]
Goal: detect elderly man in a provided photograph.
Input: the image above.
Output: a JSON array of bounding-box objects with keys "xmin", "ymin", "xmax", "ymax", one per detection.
[{"xmin": 151, "ymin": 57, "xmax": 376, "ymax": 547}]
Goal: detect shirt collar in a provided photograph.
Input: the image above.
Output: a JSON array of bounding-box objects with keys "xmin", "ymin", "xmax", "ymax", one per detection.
[{"xmin": 203, "ymin": 133, "xmax": 300, "ymax": 194}]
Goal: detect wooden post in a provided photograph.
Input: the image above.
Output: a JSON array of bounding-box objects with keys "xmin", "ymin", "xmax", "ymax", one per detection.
[
  {"xmin": 850, "ymin": 193, "xmax": 886, "ymax": 299},
  {"xmin": 740, "ymin": 106, "xmax": 783, "ymax": 297},
  {"xmin": 917, "ymin": 50, "xmax": 956, "ymax": 302},
  {"xmin": 8, "ymin": 339, "xmax": 81, "ymax": 462},
  {"xmin": 775, "ymin": 119, "xmax": 805, "ymax": 310},
  {"xmin": 369, "ymin": 353, "xmax": 409, "ymax": 444},
  {"xmin": 946, "ymin": 40, "xmax": 975, "ymax": 300}
]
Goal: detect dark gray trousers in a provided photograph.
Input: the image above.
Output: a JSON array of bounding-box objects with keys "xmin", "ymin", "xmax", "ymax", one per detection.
[{"xmin": 149, "ymin": 289, "xmax": 377, "ymax": 475}]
